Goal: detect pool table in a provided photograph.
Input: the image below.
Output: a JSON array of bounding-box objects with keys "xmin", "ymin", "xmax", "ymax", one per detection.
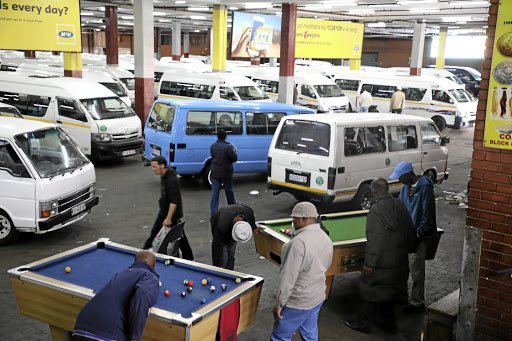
[
  {"xmin": 254, "ymin": 210, "xmax": 443, "ymax": 298},
  {"xmin": 8, "ymin": 239, "xmax": 263, "ymax": 341}
]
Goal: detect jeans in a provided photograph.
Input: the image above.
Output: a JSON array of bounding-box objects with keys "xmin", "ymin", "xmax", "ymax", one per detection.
[
  {"xmin": 391, "ymin": 109, "xmax": 402, "ymax": 114},
  {"xmin": 210, "ymin": 177, "xmax": 236, "ymax": 214},
  {"xmin": 212, "ymin": 240, "xmax": 237, "ymax": 270},
  {"xmin": 359, "ymin": 107, "xmax": 369, "ymax": 113},
  {"xmin": 409, "ymin": 240, "xmax": 427, "ymax": 306},
  {"xmin": 270, "ymin": 302, "xmax": 323, "ymax": 341}
]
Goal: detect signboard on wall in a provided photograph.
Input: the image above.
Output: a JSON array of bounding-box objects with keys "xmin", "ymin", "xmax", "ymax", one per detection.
[
  {"xmin": 231, "ymin": 11, "xmax": 282, "ymax": 58},
  {"xmin": 0, "ymin": 0, "xmax": 81, "ymax": 52},
  {"xmin": 484, "ymin": 0, "xmax": 512, "ymax": 149},
  {"xmin": 295, "ymin": 19, "xmax": 363, "ymax": 59}
]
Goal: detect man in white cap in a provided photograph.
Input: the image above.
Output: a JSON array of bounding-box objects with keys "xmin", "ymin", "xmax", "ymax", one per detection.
[
  {"xmin": 210, "ymin": 204, "xmax": 263, "ymax": 270},
  {"xmin": 270, "ymin": 202, "xmax": 333, "ymax": 341},
  {"xmin": 389, "ymin": 85, "xmax": 406, "ymax": 114}
]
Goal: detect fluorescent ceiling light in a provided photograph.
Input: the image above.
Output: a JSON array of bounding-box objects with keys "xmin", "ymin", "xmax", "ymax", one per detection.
[
  {"xmin": 195, "ymin": 30, "xmax": 200, "ymax": 32},
  {"xmin": 368, "ymin": 4, "xmax": 400, "ymax": 8},
  {"xmin": 229, "ymin": 7, "xmax": 238, "ymax": 10},
  {"xmin": 410, "ymin": 8, "xmax": 440, "ymax": 13},
  {"xmin": 448, "ymin": 1, "xmax": 489, "ymax": 6},
  {"xmin": 188, "ymin": 7, "xmax": 209, "ymax": 11},
  {"xmin": 175, "ymin": 0, "xmax": 186, "ymax": 3},
  {"xmin": 81, "ymin": 12, "xmax": 94, "ymax": 16},
  {"xmin": 159, "ymin": 19, "xmax": 171, "ymax": 22},
  {"xmin": 227, "ymin": 24, "xmax": 232, "ymax": 27},
  {"xmin": 368, "ymin": 22, "xmax": 387, "ymax": 28},
  {"xmin": 304, "ymin": 5, "xmax": 332, "ymax": 10},
  {"xmin": 244, "ymin": 3, "xmax": 272, "ymax": 9},
  {"xmin": 400, "ymin": 0, "xmax": 437, "ymax": 4},
  {"xmin": 98, "ymin": 7, "xmax": 105, "ymax": 11},
  {"xmin": 121, "ymin": 15, "xmax": 134, "ymax": 20},
  {"xmin": 153, "ymin": 12, "xmax": 166, "ymax": 16},
  {"xmin": 227, "ymin": 18, "xmax": 232, "ymax": 22},
  {"xmin": 348, "ymin": 9, "xmax": 375, "ymax": 14},
  {"xmin": 190, "ymin": 15, "xmax": 206, "ymax": 20}
]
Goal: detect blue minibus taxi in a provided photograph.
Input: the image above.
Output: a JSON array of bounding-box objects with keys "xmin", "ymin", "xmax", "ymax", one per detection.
[{"xmin": 143, "ymin": 99, "xmax": 314, "ymax": 185}]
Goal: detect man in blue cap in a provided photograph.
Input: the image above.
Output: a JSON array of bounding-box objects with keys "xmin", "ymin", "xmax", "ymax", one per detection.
[{"xmin": 390, "ymin": 161, "xmax": 436, "ymax": 313}]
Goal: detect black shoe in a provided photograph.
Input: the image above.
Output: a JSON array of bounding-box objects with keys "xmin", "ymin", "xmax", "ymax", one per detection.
[
  {"xmin": 375, "ymin": 322, "xmax": 398, "ymax": 334},
  {"xmin": 403, "ymin": 304, "xmax": 425, "ymax": 313},
  {"xmin": 344, "ymin": 320, "xmax": 370, "ymax": 334}
]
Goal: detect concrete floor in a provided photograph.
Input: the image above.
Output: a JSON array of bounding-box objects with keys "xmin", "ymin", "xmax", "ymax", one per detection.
[{"xmin": 0, "ymin": 126, "xmax": 474, "ymax": 341}]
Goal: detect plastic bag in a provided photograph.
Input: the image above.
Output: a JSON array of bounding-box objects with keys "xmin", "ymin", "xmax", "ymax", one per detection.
[{"xmin": 151, "ymin": 225, "xmax": 171, "ymax": 252}]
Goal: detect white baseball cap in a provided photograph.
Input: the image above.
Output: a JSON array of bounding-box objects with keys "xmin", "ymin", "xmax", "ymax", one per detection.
[
  {"xmin": 232, "ymin": 221, "xmax": 253, "ymax": 243},
  {"xmin": 290, "ymin": 202, "xmax": 319, "ymax": 218}
]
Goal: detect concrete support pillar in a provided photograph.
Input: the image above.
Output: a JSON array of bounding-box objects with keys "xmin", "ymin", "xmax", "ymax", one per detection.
[
  {"xmin": 134, "ymin": 0, "xmax": 154, "ymax": 125},
  {"xmin": 172, "ymin": 21, "xmax": 181, "ymax": 61},
  {"xmin": 183, "ymin": 33, "xmax": 190, "ymax": 58},
  {"xmin": 24, "ymin": 51, "xmax": 35, "ymax": 58},
  {"xmin": 251, "ymin": 58, "xmax": 260, "ymax": 66},
  {"xmin": 410, "ymin": 21, "xmax": 426, "ymax": 76},
  {"xmin": 63, "ymin": 52, "xmax": 82, "ymax": 78},
  {"xmin": 350, "ymin": 59, "xmax": 361, "ymax": 70},
  {"xmin": 435, "ymin": 28, "xmax": 448, "ymax": 69},
  {"xmin": 269, "ymin": 58, "xmax": 278, "ymax": 67},
  {"xmin": 278, "ymin": 3, "xmax": 297, "ymax": 105},
  {"xmin": 105, "ymin": 6, "xmax": 119, "ymax": 66},
  {"xmin": 154, "ymin": 27, "xmax": 160, "ymax": 59},
  {"xmin": 212, "ymin": 5, "xmax": 227, "ymax": 72}
]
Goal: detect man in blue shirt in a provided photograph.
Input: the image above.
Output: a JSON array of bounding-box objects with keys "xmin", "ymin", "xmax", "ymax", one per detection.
[
  {"xmin": 210, "ymin": 129, "xmax": 238, "ymax": 214},
  {"xmin": 73, "ymin": 250, "xmax": 160, "ymax": 341},
  {"xmin": 390, "ymin": 161, "xmax": 437, "ymax": 313}
]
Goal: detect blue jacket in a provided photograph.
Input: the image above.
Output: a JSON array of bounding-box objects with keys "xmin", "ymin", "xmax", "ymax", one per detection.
[
  {"xmin": 74, "ymin": 261, "xmax": 160, "ymax": 341},
  {"xmin": 398, "ymin": 176, "xmax": 437, "ymax": 238},
  {"xmin": 210, "ymin": 139, "xmax": 238, "ymax": 179}
]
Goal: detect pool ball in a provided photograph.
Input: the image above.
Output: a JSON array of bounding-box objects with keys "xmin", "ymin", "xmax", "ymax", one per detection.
[
  {"xmin": 201, "ymin": 279, "xmax": 208, "ymax": 285},
  {"xmin": 65, "ymin": 266, "xmax": 71, "ymax": 273},
  {"xmin": 181, "ymin": 291, "xmax": 186, "ymax": 297},
  {"xmin": 235, "ymin": 278, "xmax": 241, "ymax": 284},
  {"xmin": 201, "ymin": 298, "xmax": 206, "ymax": 304},
  {"xmin": 183, "ymin": 279, "xmax": 189, "ymax": 286},
  {"xmin": 210, "ymin": 286, "xmax": 216, "ymax": 292},
  {"xmin": 164, "ymin": 290, "xmax": 170, "ymax": 297},
  {"xmin": 188, "ymin": 280, "xmax": 194, "ymax": 287},
  {"xmin": 207, "ymin": 278, "xmax": 212, "ymax": 284},
  {"xmin": 221, "ymin": 284, "xmax": 227, "ymax": 291},
  {"xmin": 187, "ymin": 286, "xmax": 193, "ymax": 293},
  {"xmin": 164, "ymin": 259, "xmax": 171, "ymax": 266}
]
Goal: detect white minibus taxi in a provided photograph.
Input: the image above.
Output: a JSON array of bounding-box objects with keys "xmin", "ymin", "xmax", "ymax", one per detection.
[
  {"xmin": 0, "ymin": 73, "xmax": 142, "ymax": 160},
  {"xmin": 356, "ymin": 74, "xmax": 477, "ymax": 130},
  {"xmin": 252, "ymin": 69, "xmax": 349, "ymax": 113},
  {"xmin": 0, "ymin": 103, "xmax": 22, "ymax": 118},
  {"xmin": 268, "ymin": 113, "xmax": 450, "ymax": 210},
  {"xmin": 158, "ymin": 71, "xmax": 271, "ymax": 102},
  {"xmin": 0, "ymin": 117, "xmax": 99, "ymax": 245}
]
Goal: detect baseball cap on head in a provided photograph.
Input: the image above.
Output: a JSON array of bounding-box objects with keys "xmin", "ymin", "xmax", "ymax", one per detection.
[
  {"xmin": 232, "ymin": 221, "xmax": 252, "ymax": 243},
  {"xmin": 290, "ymin": 202, "xmax": 318, "ymax": 218},
  {"xmin": 390, "ymin": 161, "xmax": 413, "ymax": 179}
]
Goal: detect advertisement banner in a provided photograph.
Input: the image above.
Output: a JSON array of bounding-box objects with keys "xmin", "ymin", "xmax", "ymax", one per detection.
[
  {"xmin": 484, "ymin": 1, "xmax": 512, "ymax": 149},
  {"xmin": 295, "ymin": 18, "xmax": 364, "ymax": 59},
  {"xmin": 0, "ymin": 0, "xmax": 81, "ymax": 52},
  {"xmin": 231, "ymin": 11, "xmax": 281, "ymax": 58}
]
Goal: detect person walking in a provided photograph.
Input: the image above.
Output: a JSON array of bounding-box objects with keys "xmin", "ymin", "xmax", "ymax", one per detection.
[
  {"xmin": 210, "ymin": 204, "xmax": 263, "ymax": 270},
  {"xmin": 210, "ymin": 129, "xmax": 238, "ymax": 214},
  {"xmin": 390, "ymin": 86, "xmax": 406, "ymax": 114},
  {"xmin": 73, "ymin": 250, "xmax": 159, "ymax": 341},
  {"xmin": 270, "ymin": 202, "xmax": 333, "ymax": 341},
  {"xmin": 143, "ymin": 156, "xmax": 193, "ymax": 260},
  {"xmin": 344, "ymin": 178, "xmax": 417, "ymax": 334},
  {"xmin": 390, "ymin": 161, "xmax": 437, "ymax": 313},
  {"xmin": 358, "ymin": 88, "xmax": 373, "ymax": 113}
]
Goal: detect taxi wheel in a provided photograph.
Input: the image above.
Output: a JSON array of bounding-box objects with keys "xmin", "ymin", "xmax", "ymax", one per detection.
[
  {"xmin": 201, "ymin": 163, "xmax": 212, "ymax": 188},
  {"xmin": 352, "ymin": 184, "xmax": 372, "ymax": 211},
  {"xmin": 432, "ymin": 117, "xmax": 446, "ymax": 131},
  {"xmin": 424, "ymin": 169, "xmax": 437, "ymax": 184},
  {"xmin": 0, "ymin": 210, "xmax": 19, "ymax": 246}
]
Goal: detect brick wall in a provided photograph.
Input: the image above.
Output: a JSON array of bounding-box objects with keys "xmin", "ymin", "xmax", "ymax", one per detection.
[{"xmin": 468, "ymin": 0, "xmax": 512, "ymax": 340}]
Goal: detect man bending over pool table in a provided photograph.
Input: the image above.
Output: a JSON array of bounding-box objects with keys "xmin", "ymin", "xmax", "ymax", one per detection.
[{"xmin": 73, "ymin": 250, "xmax": 160, "ymax": 341}]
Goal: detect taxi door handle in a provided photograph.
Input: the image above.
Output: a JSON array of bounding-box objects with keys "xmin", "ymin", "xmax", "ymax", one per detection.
[
  {"xmin": 423, "ymin": 152, "xmax": 428, "ymax": 155},
  {"xmin": 56, "ymin": 120, "xmax": 63, "ymax": 124}
]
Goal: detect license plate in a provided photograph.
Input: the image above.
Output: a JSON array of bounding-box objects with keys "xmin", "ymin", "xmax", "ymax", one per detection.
[
  {"xmin": 289, "ymin": 173, "xmax": 308, "ymax": 183},
  {"xmin": 122, "ymin": 150, "xmax": 136, "ymax": 157},
  {"xmin": 152, "ymin": 147, "xmax": 161, "ymax": 156},
  {"xmin": 71, "ymin": 203, "xmax": 87, "ymax": 216}
]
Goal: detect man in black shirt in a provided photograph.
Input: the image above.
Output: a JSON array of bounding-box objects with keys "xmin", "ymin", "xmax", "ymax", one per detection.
[
  {"xmin": 143, "ymin": 156, "xmax": 193, "ymax": 260},
  {"xmin": 210, "ymin": 129, "xmax": 238, "ymax": 214}
]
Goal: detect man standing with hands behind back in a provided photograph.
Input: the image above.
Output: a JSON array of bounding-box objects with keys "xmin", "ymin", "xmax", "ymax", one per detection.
[
  {"xmin": 271, "ymin": 202, "xmax": 333, "ymax": 341},
  {"xmin": 390, "ymin": 86, "xmax": 406, "ymax": 114},
  {"xmin": 390, "ymin": 161, "xmax": 437, "ymax": 313}
]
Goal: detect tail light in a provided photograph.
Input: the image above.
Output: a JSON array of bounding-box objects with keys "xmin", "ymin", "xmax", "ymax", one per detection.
[
  {"xmin": 267, "ymin": 157, "xmax": 272, "ymax": 177},
  {"xmin": 169, "ymin": 143, "xmax": 175, "ymax": 163},
  {"xmin": 327, "ymin": 167, "xmax": 336, "ymax": 190}
]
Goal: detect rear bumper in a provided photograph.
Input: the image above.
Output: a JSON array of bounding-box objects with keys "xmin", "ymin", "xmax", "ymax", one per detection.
[
  {"xmin": 38, "ymin": 196, "xmax": 99, "ymax": 232},
  {"xmin": 267, "ymin": 181, "xmax": 335, "ymax": 205},
  {"xmin": 92, "ymin": 138, "xmax": 143, "ymax": 160}
]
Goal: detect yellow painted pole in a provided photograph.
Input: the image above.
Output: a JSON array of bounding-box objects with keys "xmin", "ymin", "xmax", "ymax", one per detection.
[
  {"xmin": 436, "ymin": 28, "xmax": 448, "ymax": 69},
  {"xmin": 212, "ymin": 5, "xmax": 227, "ymax": 72},
  {"xmin": 350, "ymin": 58, "xmax": 361, "ymax": 70},
  {"xmin": 63, "ymin": 52, "xmax": 82, "ymax": 78}
]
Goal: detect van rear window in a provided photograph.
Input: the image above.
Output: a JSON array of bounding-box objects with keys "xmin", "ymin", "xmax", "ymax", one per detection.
[
  {"xmin": 335, "ymin": 79, "xmax": 359, "ymax": 91},
  {"xmin": 246, "ymin": 112, "xmax": 286, "ymax": 135},
  {"xmin": 186, "ymin": 111, "xmax": 243, "ymax": 135},
  {"xmin": 0, "ymin": 91, "xmax": 50, "ymax": 117},
  {"xmin": 275, "ymin": 120, "xmax": 330, "ymax": 157},
  {"xmin": 160, "ymin": 81, "xmax": 214, "ymax": 99},
  {"xmin": 147, "ymin": 102, "xmax": 176, "ymax": 133}
]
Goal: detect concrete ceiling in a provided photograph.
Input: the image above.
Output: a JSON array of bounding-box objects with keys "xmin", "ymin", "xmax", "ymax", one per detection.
[{"xmin": 80, "ymin": 0, "xmax": 490, "ymax": 37}]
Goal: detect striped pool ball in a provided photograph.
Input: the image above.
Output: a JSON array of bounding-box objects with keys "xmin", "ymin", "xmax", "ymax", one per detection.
[
  {"xmin": 221, "ymin": 284, "xmax": 227, "ymax": 291},
  {"xmin": 210, "ymin": 285, "xmax": 216, "ymax": 292},
  {"xmin": 187, "ymin": 287, "xmax": 193, "ymax": 293},
  {"xmin": 183, "ymin": 279, "xmax": 189, "ymax": 286}
]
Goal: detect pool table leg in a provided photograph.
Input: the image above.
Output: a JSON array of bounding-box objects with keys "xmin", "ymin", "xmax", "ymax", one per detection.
[
  {"xmin": 49, "ymin": 325, "xmax": 72, "ymax": 341},
  {"xmin": 325, "ymin": 275, "xmax": 334, "ymax": 300}
]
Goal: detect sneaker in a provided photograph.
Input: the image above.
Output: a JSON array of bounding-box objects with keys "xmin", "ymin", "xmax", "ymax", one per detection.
[
  {"xmin": 403, "ymin": 304, "xmax": 425, "ymax": 313},
  {"xmin": 344, "ymin": 320, "xmax": 370, "ymax": 334}
]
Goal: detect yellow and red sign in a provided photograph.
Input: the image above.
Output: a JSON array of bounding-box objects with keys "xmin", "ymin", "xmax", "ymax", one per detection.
[
  {"xmin": 485, "ymin": 0, "xmax": 512, "ymax": 149},
  {"xmin": 0, "ymin": 0, "xmax": 81, "ymax": 52}
]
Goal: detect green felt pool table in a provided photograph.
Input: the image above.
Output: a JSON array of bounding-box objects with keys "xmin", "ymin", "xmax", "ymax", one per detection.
[{"xmin": 254, "ymin": 210, "xmax": 443, "ymax": 298}]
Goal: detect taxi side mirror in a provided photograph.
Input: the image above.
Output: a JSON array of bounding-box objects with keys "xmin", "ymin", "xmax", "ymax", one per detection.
[{"xmin": 441, "ymin": 136, "xmax": 450, "ymax": 146}]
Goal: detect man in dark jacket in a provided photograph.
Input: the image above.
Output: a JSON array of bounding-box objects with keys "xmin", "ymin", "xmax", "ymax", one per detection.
[
  {"xmin": 73, "ymin": 250, "xmax": 159, "ymax": 341},
  {"xmin": 210, "ymin": 204, "xmax": 262, "ymax": 270},
  {"xmin": 143, "ymin": 156, "xmax": 193, "ymax": 260},
  {"xmin": 390, "ymin": 161, "xmax": 437, "ymax": 313},
  {"xmin": 210, "ymin": 129, "xmax": 238, "ymax": 214},
  {"xmin": 345, "ymin": 178, "xmax": 416, "ymax": 334}
]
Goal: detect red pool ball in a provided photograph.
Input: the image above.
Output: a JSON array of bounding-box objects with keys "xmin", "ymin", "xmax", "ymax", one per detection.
[
  {"xmin": 188, "ymin": 280, "xmax": 194, "ymax": 287},
  {"xmin": 164, "ymin": 290, "xmax": 170, "ymax": 297}
]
